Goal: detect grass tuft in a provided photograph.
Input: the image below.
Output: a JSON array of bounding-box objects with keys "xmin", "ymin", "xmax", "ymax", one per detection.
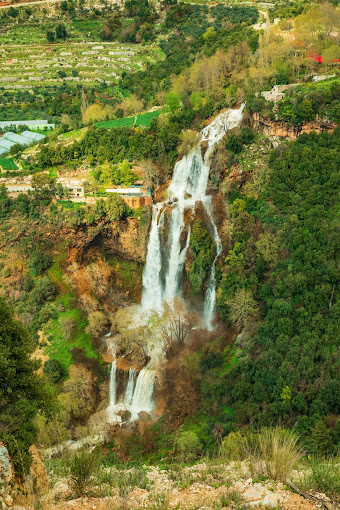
[{"xmin": 297, "ymin": 455, "xmax": 340, "ymax": 503}]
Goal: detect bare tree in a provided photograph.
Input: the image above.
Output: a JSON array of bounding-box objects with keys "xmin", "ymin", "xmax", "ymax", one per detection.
[{"xmin": 149, "ymin": 298, "xmax": 195, "ymax": 357}]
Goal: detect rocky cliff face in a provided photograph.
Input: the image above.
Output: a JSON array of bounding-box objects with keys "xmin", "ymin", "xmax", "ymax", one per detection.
[
  {"xmin": 0, "ymin": 443, "xmax": 13, "ymax": 509},
  {"xmin": 252, "ymin": 112, "xmax": 336, "ymax": 140},
  {"xmin": 0, "ymin": 443, "xmax": 48, "ymax": 509},
  {"xmin": 66, "ymin": 216, "xmax": 150, "ymax": 266}
]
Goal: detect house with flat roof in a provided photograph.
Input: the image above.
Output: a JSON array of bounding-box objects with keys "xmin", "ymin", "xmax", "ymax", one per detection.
[{"xmin": 57, "ymin": 177, "xmax": 86, "ymax": 199}]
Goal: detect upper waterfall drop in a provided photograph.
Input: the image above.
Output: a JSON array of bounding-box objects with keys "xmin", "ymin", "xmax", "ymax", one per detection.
[{"xmin": 141, "ymin": 104, "xmax": 245, "ymax": 315}]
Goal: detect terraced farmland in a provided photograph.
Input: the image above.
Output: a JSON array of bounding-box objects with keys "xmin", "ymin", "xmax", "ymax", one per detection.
[{"xmin": 0, "ymin": 42, "xmax": 164, "ymax": 89}]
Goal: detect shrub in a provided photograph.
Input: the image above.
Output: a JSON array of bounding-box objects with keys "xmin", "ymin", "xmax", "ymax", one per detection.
[
  {"xmin": 258, "ymin": 428, "xmax": 302, "ymax": 481},
  {"xmin": 220, "ymin": 431, "xmax": 249, "ymax": 461},
  {"xmin": 68, "ymin": 448, "xmax": 100, "ymax": 496},
  {"xmin": 240, "ymin": 126, "xmax": 255, "ymax": 145},
  {"xmin": 43, "ymin": 359, "xmax": 64, "ymax": 383},
  {"xmin": 29, "ymin": 277, "xmax": 56, "ymax": 305},
  {"xmin": 176, "ymin": 431, "xmax": 202, "ymax": 461},
  {"xmin": 225, "ymin": 133, "xmax": 243, "ymax": 154},
  {"xmin": 28, "ymin": 250, "xmax": 51, "ymax": 276},
  {"xmin": 220, "ymin": 428, "xmax": 302, "ymax": 481},
  {"xmin": 36, "ymin": 412, "xmax": 71, "ymax": 447},
  {"xmin": 86, "ymin": 311, "xmax": 109, "ymax": 338}
]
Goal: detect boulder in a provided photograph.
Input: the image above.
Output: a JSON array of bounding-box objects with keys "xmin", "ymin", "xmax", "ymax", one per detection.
[
  {"xmin": 261, "ymin": 493, "xmax": 283, "ymax": 507},
  {"xmin": 138, "ymin": 411, "xmax": 151, "ymax": 422},
  {"xmin": 49, "ymin": 479, "xmax": 70, "ymax": 502},
  {"xmin": 243, "ymin": 485, "xmax": 266, "ymax": 502}
]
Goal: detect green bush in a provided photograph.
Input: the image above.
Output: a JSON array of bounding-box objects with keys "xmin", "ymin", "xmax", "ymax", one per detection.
[
  {"xmin": 43, "ymin": 359, "xmax": 64, "ymax": 383},
  {"xmin": 240, "ymin": 126, "xmax": 255, "ymax": 145},
  {"xmin": 68, "ymin": 448, "xmax": 100, "ymax": 496},
  {"xmin": 176, "ymin": 431, "xmax": 202, "ymax": 461},
  {"xmin": 28, "ymin": 277, "xmax": 56, "ymax": 305},
  {"xmin": 225, "ymin": 133, "xmax": 243, "ymax": 154},
  {"xmin": 28, "ymin": 250, "xmax": 51, "ymax": 276}
]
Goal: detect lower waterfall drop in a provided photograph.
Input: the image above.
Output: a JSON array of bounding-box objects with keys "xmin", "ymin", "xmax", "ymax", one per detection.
[
  {"xmin": 124, "ymin": 369, "xmax": 136, "ymax": 406},
  {"xmin": 130, "ymin": 369, "xmax": 156, "ymax": 420},
  {"xmin": 107, "ymin": 359, "xmax": 117, "ymax": 421}
]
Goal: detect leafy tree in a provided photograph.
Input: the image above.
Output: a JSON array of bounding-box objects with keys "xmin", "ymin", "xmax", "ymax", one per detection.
[
  {"xmin": 188, "ymin": 220, "xmax": 215, "ymax": 294},
  {"xmin": 46, "ymin": 30, "xmax": 55, "ymax": 43},
  {"xmin": 31, "ymin": 173, "xmax": 56, "ymax": 195},
  {"xmin": 28, "ymin": 250, "xmax": 51, "ymax": 276},
  {"xmin": 165, "ymin": 92, "xmax": 181, "ymax": 112},
  {"xmin": 8, "ymin": 6, "xmax": 18, "ymax": 17},
  {"xmin": 56, "ymin": 23, "xmax": 67, "ymax": 40},
  {"xmin": 176, "ymin": 431, "xmax": 202, "ymax": 461},
  {"xmin": 105, "ymin": 193, "xmax": 129, "ymax": 222},
  {"xmin": 225, "ymin": 133, "xmax": 243, "ymax": 154},
  {"xmin": 43, "ymin": 359, "xmax": 64, "ymax": 383},
  {"xmin": 240, "ymin": 126, "xmax": 255, "ymax": 145},
  {"xmin": 0, "ymin": 298, "xmax": 54, "ymax": 474}
]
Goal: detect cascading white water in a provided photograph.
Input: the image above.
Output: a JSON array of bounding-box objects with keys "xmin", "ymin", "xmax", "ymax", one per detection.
[
  {"xmin": 142, "ymin": 104, "xmax": 245, "ymax": 318},
  {"xmin": 202, "ymin": 196, "xmax": 223, "ymax": 329},
  {"xmin": 124, "ymin": 369, "xmax": 136, "ymax": 406},
  {"xmin": 108, "ymin": 105, "xmax": 245, "ymax": 422},
  {"xmin": 130, "ymin": 368, "xmax": 156, "ymax": 419},
  {"xmin": 107, "ymin": 359, "xmax": 117, "ymax": 421}
]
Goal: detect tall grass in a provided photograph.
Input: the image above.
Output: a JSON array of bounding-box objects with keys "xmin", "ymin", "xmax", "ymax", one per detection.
[
  {"xmin": 68, "ymin": 448, "xmax": 100, "ymax": 496},
  {"xmin": 257, "ymin": 428, "xmax": 302, "ymax": 481},
  {"xmin": 220, "ymin": 427, "xmax": 303, "ymax": 482},
  {"xmin": 298, "ymin": 455, "xmax": 340, "ymax": 503}
]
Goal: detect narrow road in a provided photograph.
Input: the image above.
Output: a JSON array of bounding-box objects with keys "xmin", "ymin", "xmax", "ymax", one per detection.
[{"xmin": 259, "ymin": 10, "xmax": 271, "ymax": 34}]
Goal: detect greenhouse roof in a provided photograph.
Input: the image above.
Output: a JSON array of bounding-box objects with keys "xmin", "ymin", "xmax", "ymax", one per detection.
[
  {"xmin": 0, "ymin": 120, "xmax": 48, "ymax": 128},
  {"xmin": 0, "ymin": 138, "xmax": 15, "ymax": 150},
  {"xmin": 3, "ymin": 132, "xmax": 33, "ymax": 145},
  {"xmin": 21, "ymin": 130, "xmax": 45, "ymax": 142}
]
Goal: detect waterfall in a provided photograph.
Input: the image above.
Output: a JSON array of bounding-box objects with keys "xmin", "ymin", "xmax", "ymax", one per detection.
[
  {"xmin": 202, "ymin": 196, "xmax": 223, "ymax": 329},
  {"xmin": 130, "ymin": 368, "xmax": 156, "ymax": 419},
  {"xmin": 142, "ymin": 104, "xmax": 245, "ymax": 314},
  {"xmin": 107, "ymin": 359, "xmax": 117, "ymax": 421},
  {"xmin": 124, "ymin": 369, "xmax": 136, "ymax": 406},
  {"xmin": 107, "ymin": 104, "xmax": 245, "ymax": 422},
  {"xmin": 141, "ymin": 202, "xmax": 164, "ymax": 310}
]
